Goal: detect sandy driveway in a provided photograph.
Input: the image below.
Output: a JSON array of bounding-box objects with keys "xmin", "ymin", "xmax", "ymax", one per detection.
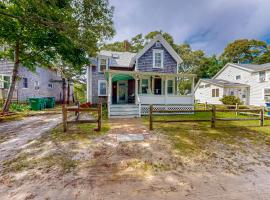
[
  {"xmin": 0, "ymin": 118, "xmax": 270, "ymax": 200},
  {"xmin": 0, "ymin": 114, "xmax": 62, "ymax": 163}
]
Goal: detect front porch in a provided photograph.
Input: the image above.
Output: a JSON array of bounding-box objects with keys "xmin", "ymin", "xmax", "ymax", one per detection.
[{"xmin": 105, "ymin": 70, "xmax": 196, "ymax": 118}]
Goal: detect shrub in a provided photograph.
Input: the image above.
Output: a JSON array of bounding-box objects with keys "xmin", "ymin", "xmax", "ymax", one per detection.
[
  {"xmin": 10, "ymin": 103, "xmax": 30, "ymax": 112},
  {"xmin": 220, "ymin": 95, "xmax": 242, "ymax": 105}
]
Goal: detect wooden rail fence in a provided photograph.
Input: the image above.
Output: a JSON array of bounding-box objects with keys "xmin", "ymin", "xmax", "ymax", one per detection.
[
  {"xmin": 62, "ymin": 103, "xmax": 102, "ymax": 132},
  {"xmin": 149, "ymin": 105, "xmax": 266, "ymax": 130}
]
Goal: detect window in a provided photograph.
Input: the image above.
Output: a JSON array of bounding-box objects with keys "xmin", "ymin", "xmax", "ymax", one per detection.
[
  {"xmin": 153, "ymin": 49, "xmax": 163, "ymax": 68},
  {"xmin": 22, "ymin": 78, "xmax": 28, "ymax": 88},
  {"xmin": 236, "ymin": 75, "xmax": 241, "ymax": 80},
  {"xmin": 98, "ymin": 80, "xmax": 107, "ymax": 96},
  {"xmin": 167, "ymin": 80, "xmax": 174, "ymax": 94},
  {"xmin": 230, "ymin": 91, "xmax": 234, "ymax": 95},
  {"xmin": 98, "ymin": 58, "xmax": 107, "ymax": 73},
  {"xmin": 259, "ymin": 71, "xmax": 266, "ymax": 82},
  {"xmin": 34, "ymin": 81, "xmax": 40, "ymax": 90},
  {"xmin": 264, "ymin": 88, "xmax": 270, "ymax": 101},
  {"xmin": 48, "ymin": 83, "xmax": 53, "ymax": 89},
  {"xmin": 141, "ymin": 79, "xmax": 149, "ymax": 94},
  {"xmin": 212, "ymin": 88, "xmax": 219, "ymax": 97},
  {"xmin": 0, "ymin": 75, "xmax": 11, "ymax": 89}
]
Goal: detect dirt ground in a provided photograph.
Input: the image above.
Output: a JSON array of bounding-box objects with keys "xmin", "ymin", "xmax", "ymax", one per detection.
[{"xmin": 0, "ymin": 118, "xmax": 270, "ymax": 200}]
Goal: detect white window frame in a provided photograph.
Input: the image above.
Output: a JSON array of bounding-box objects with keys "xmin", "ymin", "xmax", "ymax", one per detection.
[
  {"xmin": 98, "ymin": 80, "xmax": 107, "ymax": 96},
  {"xmin": 22, "ymin": 77, "xmax": 28, "ymax": 89},
  {"xmin": 152, "ymin": 49, "xmax": 164, "ymax": 69},
  {"xmin": 140, "ymin": 78, "xmax": 150, "ymax": 94},
  {"xmin": 34, "ymin": 81, "xmax": 40, "ymax": 90},
  {"xmin": 263, "ymin": 88, "xmax": 270, "ymax": 101},
  {"xmin": 0, "ymin": 74, "xmax": 11, "ymax": 89},
  {"xmin": 212, "ymin": 88, "xmax": 219, "ymax": 98},
  {"xmin": 98, "ymin": 57, "xmax": 108, "ymax": 73},
  {"xmin": 167, "ymin": 79, "xmax": 174, "ymax": 95},
  {"xmin": 258, "ymin": 71, "xmax": 266, "ymax": 82}
]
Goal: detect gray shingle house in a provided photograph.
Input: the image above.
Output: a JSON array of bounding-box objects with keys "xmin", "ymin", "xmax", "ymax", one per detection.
[
  {"xmin": 87, "ymin": 34, "xmax": 196, "ymax": 118},
  {"xmin": 0, "ymin": 60, "xmax": 71, "ymax": 103}
]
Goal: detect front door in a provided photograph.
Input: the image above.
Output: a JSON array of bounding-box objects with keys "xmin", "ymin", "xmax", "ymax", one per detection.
[
  {"xmin": 117, "ymin": 81, "xmax": 128, "ymax": 104},
  {"xmin": 154, "ymin": 78, "xmax": 162, "ymax": 95}
]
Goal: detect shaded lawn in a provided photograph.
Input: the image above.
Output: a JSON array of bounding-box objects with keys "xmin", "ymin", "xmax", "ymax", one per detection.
[{"xmin": 143, "ymin": 112, "xmax": 270, "ymax": 156}]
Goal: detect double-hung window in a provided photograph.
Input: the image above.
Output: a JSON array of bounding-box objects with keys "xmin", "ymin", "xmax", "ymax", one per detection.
[
  {"xmin": 48, "ymin": 83, "xmax": 53, "ymax": 89},
  {"xmin": 98, "ymin": 58, "xmax": 108, "ymax": 73},
  {"xmin": 167, "ymin": 79, "xmax": 174, "ymax": 94},
  {"xmin": 264, "ymin": 88, "xmax": 270, "ymax": 101},
  {"xmin": 212, "ymin": 88, "xmax": 219, "ymax": 97},
  {"xmin": 153, "ymin": 49, "xmax": 163, "ymax": 68},
  {"xmin": 141, "ymin": 79, "xmax": 149, "ymax": 94},
  {"xmin": 259, "ymin": 71, "xmax": 266, "ymax": 82},
  {"xmin": 22, "ymin": 78, "xmax": 28, "ymax": 88},
  {"xmin": 98, "ymin": 80, "xmax": 107, "ymax": 96},
  {"xmin": 0, "ymin": 75, "xmax": 11, "ymax": 89},
  {"xmin": 34, "ymin": 81, "xmax": 40, "ymax": 90}
]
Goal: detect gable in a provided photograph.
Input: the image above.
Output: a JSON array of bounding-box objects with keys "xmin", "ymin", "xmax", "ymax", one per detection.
[
  {"xmin": 136, "ymin": 42, "xmax": 178, "ymax": 73},
  {"xmin": 213, "ymin": 63, "xmax": 253, "ymax": 79}
]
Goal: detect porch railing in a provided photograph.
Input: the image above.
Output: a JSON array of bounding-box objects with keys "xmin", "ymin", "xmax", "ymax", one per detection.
[{"xmin": 139, "ymin": 94, "xmax": 194, "ymax": 105}]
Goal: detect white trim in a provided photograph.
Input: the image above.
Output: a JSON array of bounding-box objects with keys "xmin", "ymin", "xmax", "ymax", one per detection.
[
  {"xmin": 167, "ymin": 78, "xmax": 175, "ymax": 95},
  {"xmin": 98, "ymin": 80, "xmax": 107, "ymax": 96},
  {"xmin": 133, "ymin": 34, "xmax": 183, "ymax": 64},
  {"xmin": 152, "ymin": 49, "xmax": 164, "ymax": 69},
  {"xmin": 140, "ymin": 78, "xmax": 151, "ymax": 94},
  {"xmin": 87, "ymin": 65, "xmax": 93, "ymax": 102},
  {"xmin": 0, "ymin": 74, "xmax": 11, "ymax": 89},
  {"xmin": 98, "ymin": 57, "xmax": 109, "ymax": 73}
]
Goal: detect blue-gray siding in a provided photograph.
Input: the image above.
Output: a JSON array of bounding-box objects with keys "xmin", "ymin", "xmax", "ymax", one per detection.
[{"xmin": 137, "ymin": 43, "xmax": 177, "ymax": 73}]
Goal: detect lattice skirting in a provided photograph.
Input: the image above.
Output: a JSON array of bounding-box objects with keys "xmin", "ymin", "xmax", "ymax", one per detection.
[{"xmin": 141, "ymin": 104, "xmax": 194, "ymax": 115}]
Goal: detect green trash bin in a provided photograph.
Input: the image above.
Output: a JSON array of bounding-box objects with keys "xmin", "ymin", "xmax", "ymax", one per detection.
[
  {"xmin": 46, "ymin": 97, "xmax": 55, "ymax": 108},
  {"xmin": 28, "ymin": 98, "xmax": 42, "ymax": 111}
]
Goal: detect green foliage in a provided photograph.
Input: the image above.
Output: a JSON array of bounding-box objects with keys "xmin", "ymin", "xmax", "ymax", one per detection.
[
  {"xmin": 220, "ymin": 95, "xmax": 242, "ymax": 105},
  {"xmin": 10, "ymin": 103, "xmax": 30, "ymax": 112},
  {"xmin": 221, "ymin": 39, "xmax": 269, "ymax": 64},
  {"xmin": 74, "ymin": 82, "xmax": 87, "ymax": 102}
]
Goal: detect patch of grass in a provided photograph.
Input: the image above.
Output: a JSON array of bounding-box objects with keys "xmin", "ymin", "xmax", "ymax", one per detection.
[
  {"xmin": 143, "ymin": 112, "xmax": 270, "ymax": 156},
  {"xmin": 3, "ymin": 153, "xmax": 31, "ymax": 172},
  {"xmin": 50, "ymin": 120, "xmax": 110, "ymax": 142}
]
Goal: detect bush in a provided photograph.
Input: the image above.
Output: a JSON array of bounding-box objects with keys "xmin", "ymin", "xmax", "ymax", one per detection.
[
  {"xmin": 220, "ymin": 95, "xmax": 242, "ymax": 105},
  {"xmin": 10, "ymin": 103, "xmax": 30, "ymax": 112}
]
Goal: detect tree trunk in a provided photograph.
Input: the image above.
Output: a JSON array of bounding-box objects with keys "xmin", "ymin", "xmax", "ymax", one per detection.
[
  {"xmin": 67, "ymin": 79, "xmax": 70, "ymax": 105},
  {"xmin": 2, "ymin": 41, "xmax": 20, "ymax": 113},
  {"xmin": 62, "ymin": 78, "xmax": 67, "ymax": 104}
]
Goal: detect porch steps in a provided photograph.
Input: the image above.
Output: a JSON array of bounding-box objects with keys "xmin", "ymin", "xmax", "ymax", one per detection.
[{"xmin": 110, "ymin": 104, "xmax": 139, "ymax": 118}]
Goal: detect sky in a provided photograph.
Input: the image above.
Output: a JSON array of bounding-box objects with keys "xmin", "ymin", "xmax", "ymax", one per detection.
[{"xmin": 109, "ymin": 0, "xmax": 270, "ymax": 55}]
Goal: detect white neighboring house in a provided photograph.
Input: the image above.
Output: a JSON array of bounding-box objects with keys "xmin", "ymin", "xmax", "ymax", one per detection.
[{"xmin": 195, "ymin": 63, "xmax": 270, "ymax": 106}]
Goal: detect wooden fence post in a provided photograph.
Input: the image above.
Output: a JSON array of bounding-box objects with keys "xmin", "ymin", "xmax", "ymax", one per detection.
[
  {"xmin": 62, "ymin": 104, "xmax": 67, "ymax": 132},
  {"xmin": 205, "ymin": 102, "xmax": 208, "ymax": 110},
  {"xmin": 235, "ymin": 103, "xmax": 238, "ymax": 116},
  {"xmin": 96, "ymin": 103, "xmax": 102, "ymax": 131},
  {"xmin": 211, "ymin": 105, "xmax": 216, "ymax": 128},
  {"xmin": 149, "ymin": 105, "xmax": 153, "ymax": 130},
  {"xmin": 260, "ymin": 107, "xmax": 264, "ymax": 126}
]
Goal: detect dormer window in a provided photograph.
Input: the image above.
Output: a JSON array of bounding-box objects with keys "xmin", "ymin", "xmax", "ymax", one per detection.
[
  {"xmin": 98, "ymin": 58, "xmax": 108, "ymax": 73},
  {"xmin": 153, "ymin": 49, "xmax": 164, "ymax": 68}
]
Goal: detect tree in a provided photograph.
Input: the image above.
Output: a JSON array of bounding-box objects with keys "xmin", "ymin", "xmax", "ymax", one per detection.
[
  {"xmin": 0, "ymin": 0, "xmax": 114, "ymax": 112},
  {"xmin": 220, "ymin": 39, "xmax": 269, "ymax": 64}
]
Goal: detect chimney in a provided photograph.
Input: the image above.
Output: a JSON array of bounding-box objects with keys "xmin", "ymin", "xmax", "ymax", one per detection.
[{"xmin": 123, "ymin": 40, "xmax": 129, "ymax": 52}]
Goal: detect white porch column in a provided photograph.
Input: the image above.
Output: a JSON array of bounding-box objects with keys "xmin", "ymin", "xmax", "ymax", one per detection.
[
  {"xmin": 135, "ymin": 77, "xmax": 139, "ymax": 104},
  {"xmin": 86, "ymin": 65, "xmax": 92, "ymax": 103},
  {"xmin": 191, "ymin": 77, "xmax": 195, "ymax": 102},
  {"xmin": 164, "ymin": 76, "xmax": 167, "ymax": 104},
  {"xmin": 108, "ymin": 73, "xmax": 112, "ymax": 118}
]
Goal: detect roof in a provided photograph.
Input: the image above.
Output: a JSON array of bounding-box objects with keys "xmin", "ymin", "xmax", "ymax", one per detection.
[
  {"xmin": 195, "ymin": 79, "xmax": 249, "ymax": 90},
  {"xmin": 97, "ymin": 50, "xmax": 136, "ymax": 68},
  {"xmin": 234, "ymin": 63, "xmax": 270, "ymax": 72},
  {"xmin": 93, "ymin": 35, "xmax": 183, "ymax": 69}
]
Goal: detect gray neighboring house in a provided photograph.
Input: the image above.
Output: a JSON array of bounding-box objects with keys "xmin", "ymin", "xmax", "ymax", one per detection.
[
  {"xmin": 0, "ymin": 60, "xmax": 71, "ymax": 103},
  {"xmin": 87, "ymin": 34, "xmax": 196, "ymax": 118}
]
